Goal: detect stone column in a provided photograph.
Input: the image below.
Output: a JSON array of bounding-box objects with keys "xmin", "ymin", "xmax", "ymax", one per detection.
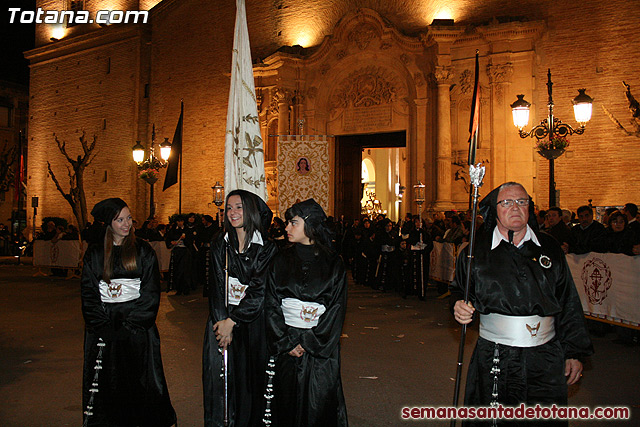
[
  {"xmin": 413, "ymin": 97, "xmax": 428, "ymax": 207},
  {"xmin": 275, "ymin": 88, "xmax": 291, "ymax": 136},
  {"xmin": 487, "ymin": 61, "xmax": 514, "ymax": 186},
  {"xmin": 433, "ymin": 65, "xmax": 454, "ymax": 211}
]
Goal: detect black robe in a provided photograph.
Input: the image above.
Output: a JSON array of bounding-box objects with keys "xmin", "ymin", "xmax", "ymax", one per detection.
[
  {"xmin": 203, "ymin": 232, "xmax": 277, "ymax": 427},
  {"xmin": 407, "ymin": 226, "xmax": 433, "ymax": 298},
  {"xmin": 166, "ymin": 225, "xmax": 195, "ymax": 294},
  {"xmin": 266, "ymin": 244, "xmax": 348, "ymax": 427},
  {"xmin": 450, "ymin": 229, "xmax": 593, "ymax": 426},
  {"xmin": 374, "ymin": 230, "xmax": 399, "ymax": 291},
  {"xmin": 81, "ymin": 239, "xmax": 176, "ymax": 427}
]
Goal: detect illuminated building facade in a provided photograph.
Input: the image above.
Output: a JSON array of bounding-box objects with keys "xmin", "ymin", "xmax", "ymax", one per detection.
[{"xmin": 24, "ymin": 0, "xmax": 640, "ymax": 229}]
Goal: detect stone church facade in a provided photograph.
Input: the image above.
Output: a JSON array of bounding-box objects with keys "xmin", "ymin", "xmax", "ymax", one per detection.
[{"xmin": 25, "ymin": 0, "xmax": 640, "ymax": 229}]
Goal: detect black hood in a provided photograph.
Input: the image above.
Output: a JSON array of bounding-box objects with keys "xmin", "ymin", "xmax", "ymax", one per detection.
[
  {"xmin": 478, "ymin": 184, "xmax": 538, "ymax": 234},
  {"xmin": 232, "ymin": 189, "xmax": 272, "ymax": 233},
  {"xmin": 90, "ymin": 198, "xmax": 127, "ymax": 224}
]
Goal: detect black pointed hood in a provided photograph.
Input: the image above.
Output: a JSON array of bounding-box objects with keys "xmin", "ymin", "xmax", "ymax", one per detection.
[{"xmin": 478, "ymin": 183, "xmax": 538, "ymax": 234}]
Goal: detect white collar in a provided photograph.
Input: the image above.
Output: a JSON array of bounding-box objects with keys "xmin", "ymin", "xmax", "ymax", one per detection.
[
  {"xmin": 224, "ymin": 231, "xmax": 264, "ymax": 248},
  {"xmin": 491, "ymin": 224, "xmax": 540, "ymax": 250}
]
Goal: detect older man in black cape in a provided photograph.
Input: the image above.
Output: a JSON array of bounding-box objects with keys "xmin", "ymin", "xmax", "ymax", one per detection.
[{"xmin": 451, "ymin": 182, "xmax": 593, "ymax": 426}]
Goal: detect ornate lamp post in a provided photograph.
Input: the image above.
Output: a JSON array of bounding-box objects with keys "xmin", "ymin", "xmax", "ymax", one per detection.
[
  {"xmin": 511, "ymin": 69, "xmax": 593, "ymax": 207},
  {"xmin": 132, "ymin": 125, "xmax": 171, "ymax": 219},
  {"xmin": 211, "ymin": 181, "xmax": 225, "ymax": 227},
  {"xmin": 414, "ymin": 181, "xmax": 425, "ymax": 219}
]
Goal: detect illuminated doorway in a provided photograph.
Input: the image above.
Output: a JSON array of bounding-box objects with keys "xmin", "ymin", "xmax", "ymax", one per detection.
[{"xmin": 335, "ymin": 131, "xmax": 406, "ymax": 221}]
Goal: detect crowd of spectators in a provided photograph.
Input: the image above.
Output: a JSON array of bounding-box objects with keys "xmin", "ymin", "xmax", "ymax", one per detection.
[{"xmin": 537, "ymin": 202, "xmax": 640, "ymax": 256}]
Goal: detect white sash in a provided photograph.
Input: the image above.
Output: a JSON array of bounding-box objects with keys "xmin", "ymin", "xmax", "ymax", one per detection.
[
  {"xmin": 479, "ymin": 313, "xmax": 555, "ymax": 347},
  {"xmin": 228, "ymin": 276, "xmax": 248, "ymax": 306},
  {"xmin": 411, "ymin": 241, "xmax": 428, "ymax": 251},
  {"xmin": 99, "ymin": 278, "xmax": 141, "ymax": 303},
  {"xmin": 281, "ymin": 298, "xmax": 326, "ymax": 329}
]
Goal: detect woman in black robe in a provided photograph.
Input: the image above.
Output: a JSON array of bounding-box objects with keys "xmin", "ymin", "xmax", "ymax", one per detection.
[
  {"xmin": 265, "ymin": 198, "xmax": 348, "ymax": 427},
  {"xmin": 203, "ymin": 189, "xmax": 277, "ymax": 427},
  {"xmin": 81, "ymin": 198, "xmax": 176, "ymax": 427}
]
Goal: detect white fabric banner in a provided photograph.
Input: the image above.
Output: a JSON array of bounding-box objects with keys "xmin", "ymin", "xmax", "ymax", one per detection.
[
  {"xmin": 224, "ymin": 0, "xmax": 267, "ymax": 200},
  {"xmin": 33, "ymin": 240, "xmax": 87, "ymax": 268},
  {"xmin": 566, "ymin": 252, "xmax": 640, "ymax": 326},
  {"xmin": 149, "ymin": 241, "xmax": 171, "ymax": 272},
  {"xmin": 429, "ymin": 242, "xmax": 456, "ymax": 282}
]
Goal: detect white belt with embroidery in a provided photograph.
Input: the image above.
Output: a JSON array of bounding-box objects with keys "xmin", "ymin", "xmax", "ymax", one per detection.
[
  {"xmin": 281, "ymin": 298, "xmax": 326, "ymax": 329},
  {"xmin": 227, "ymin": 276, "xmax": 247, "ymax": 306},
  {"xmin": 99, "ymin": 278, "xmax": 141, "ymax": 303},
  {"xmin": 479, "ymin": 313, "xmax": 555, "ymax": 347},
  {"xmin": 381, "ymin": 245, "xmax": 395, "ymax": 252},
  {"xmin": 411, "ymin": 242, "xmax": 428, "ymax": 251}
]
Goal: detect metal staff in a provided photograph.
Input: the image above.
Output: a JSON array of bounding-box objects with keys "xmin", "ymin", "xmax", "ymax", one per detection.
[
  {"xmin": 451, "ymin": 163, "xmax": 486, "ymax": 427},
  {"xmin": 223, "ymin": 248, "xmax": 230, "ymax": 427}
]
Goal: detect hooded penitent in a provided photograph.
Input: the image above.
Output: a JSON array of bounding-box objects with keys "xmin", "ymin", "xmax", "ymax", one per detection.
[{"xmin": 477, "ymin": 183, "xmax": 538, "ymax": 235}]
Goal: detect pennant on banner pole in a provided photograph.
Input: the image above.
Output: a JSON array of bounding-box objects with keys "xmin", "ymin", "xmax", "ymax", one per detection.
[
  {"xmin": 468, "ymin": 50, "xmax": 480, "ymax": 167},
  {"xmin": 163, "ymin": 101, "xmax": 183, "ymax": 191},
  {"xmin": 224, "ymin": 0, "xmax": 267, "ymax": 201}
]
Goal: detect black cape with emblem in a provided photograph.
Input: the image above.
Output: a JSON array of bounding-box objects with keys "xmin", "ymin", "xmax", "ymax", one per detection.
[
  {"xmin": 81, "ymin": 239, "xmax": 176, "ymax": 427},
  {"xmin": 450, "ymin": 186, "xmax": 593, "ymax": 426},
  {"xmin": 203, "ymin": 229, "xmax": 277, "ymax": 427},
  {"xmin": 265, "ymin": 243, "xmax": 348, "ymax": 427}
]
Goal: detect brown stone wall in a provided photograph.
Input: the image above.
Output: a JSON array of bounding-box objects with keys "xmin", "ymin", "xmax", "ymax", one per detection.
[
  {"xmin": 532, "ymin": 0, "xmax": 640, "ymax": 209},
  {"xmin": 147, "ymin": 0, "xmax": 234, "ymax": 220},
  {"xmin": 26, "ymin": 28, "xmax": 149, "ymax": 229}
]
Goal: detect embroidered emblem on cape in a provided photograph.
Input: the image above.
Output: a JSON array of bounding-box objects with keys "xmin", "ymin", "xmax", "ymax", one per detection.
[
  {"xmin": 526, "ymin": 322, "xmax": 540, "ymax": 337},
  {"xmin": 300, "ymin": 305, "xmax": 319, "ymax": 322},
  {"xmin": 539, "ymin": 255, "xmax": 552, "ymax": 269},
  {"xmin": 107, "ymin": 283, "xmax": 123, "ymax": 298},
  {"xmin": 230, "ymin": 283, "xmax": 248, "ymax": 300},
  {"xmin": 580, "ymin": 257, "xmax": 612, "ymax": 305}
]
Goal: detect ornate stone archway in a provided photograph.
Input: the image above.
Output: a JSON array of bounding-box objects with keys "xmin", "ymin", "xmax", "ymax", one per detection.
[{"xmin": 254, "ymin": 8, "xmax": 544, "ymax": 216}]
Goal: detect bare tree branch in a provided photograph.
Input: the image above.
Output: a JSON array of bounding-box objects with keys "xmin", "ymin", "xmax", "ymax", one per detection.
[
  {"xmin": 602, "ymin": 105, "xmax": 636, "ymax": 136},
  {"xmin": 46, "ymin": 133, "xmax": 99, "ymax": 230},
  {"xmin": 603, "ymin": 81, "xmax": 640, "ymax": 138},
  {"xmin": 54, "ymin": 134, "xmax": 73, "ymax": 164},
  {"xmin": 47, "ymin": 161, "xmax": 73, "ymax": 205}
]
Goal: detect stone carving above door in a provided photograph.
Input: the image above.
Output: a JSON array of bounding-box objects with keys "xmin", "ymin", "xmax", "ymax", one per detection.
[
  {"xmin": 330, "ymin": 66, "xmax": 402, "ymax": 109},
  {"xmin": 348, "ymin": 23, "xmax": 378, "ymax": 50}
]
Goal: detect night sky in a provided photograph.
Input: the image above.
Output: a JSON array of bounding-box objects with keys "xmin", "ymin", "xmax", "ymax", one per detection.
[{"xmin": 1, "ymin": 1, "xmax": 37, "ymax": 85}]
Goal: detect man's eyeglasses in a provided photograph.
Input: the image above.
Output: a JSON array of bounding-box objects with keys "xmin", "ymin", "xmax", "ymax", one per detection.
[{"xmin": 497, "ymin": 199, "xmax": 529, "ymax": 208}]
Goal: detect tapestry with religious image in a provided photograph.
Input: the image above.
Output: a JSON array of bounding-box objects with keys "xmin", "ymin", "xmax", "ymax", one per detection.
[{"xmin": 277, "ymin": 136, "xmax": 330, "ymax": 215}]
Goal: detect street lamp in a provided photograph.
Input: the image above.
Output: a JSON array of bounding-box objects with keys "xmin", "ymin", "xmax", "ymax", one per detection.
[
  {"xmin": 211, "ymin": 181, "xmax": 225, "ymax": 227},
  {"xmin": 511, "ymin": 69, "xmax": 593, "ymax": 207},
  {"xmin": 413, "ymin": 180, "xmax": 427, "ymax": 300},
  {"xmin": 414, "ymin": 181, "xmax": 425, "ymax": 216},
  {"xmin": 132, "ymin": 125, "xmax": 171, "ymax": 219}
]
